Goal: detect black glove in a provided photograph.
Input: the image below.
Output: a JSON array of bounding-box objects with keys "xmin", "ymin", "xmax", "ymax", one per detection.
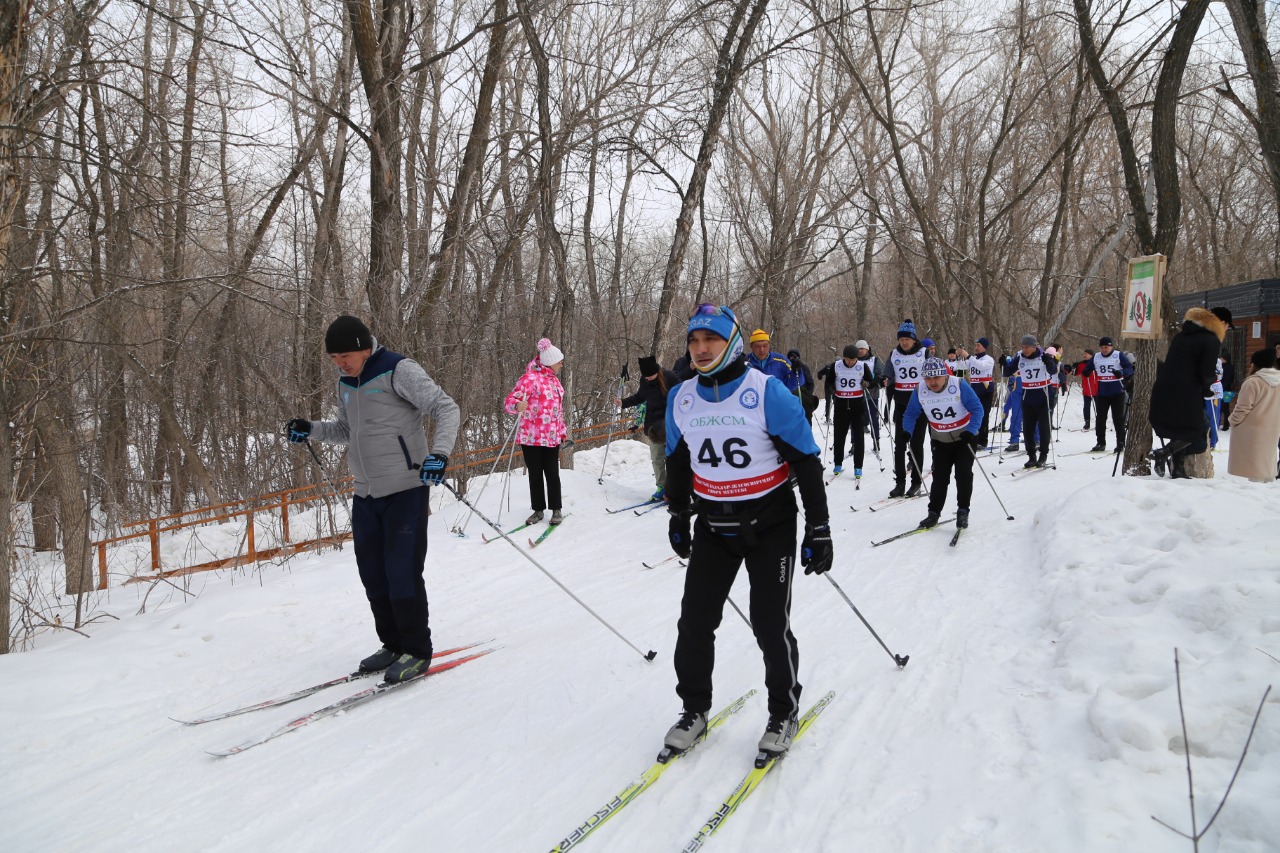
[
  {"xmin": 801, "ymin": 523, "xmax": 833, "ymax": 575},
  {"xmin": 286, "ymin": 418, "xmax": 311, "ymax": 443},
  {"xmin": 419, "ymin": 453, "xmax": 448, "ymax": 486},
  {"xmin": 668, "ymin": 510, "xmax": 692, "ymax": 559},
  {"xmin": 958, "ymin": 431, "xmax": 977, "ymax": 446}
]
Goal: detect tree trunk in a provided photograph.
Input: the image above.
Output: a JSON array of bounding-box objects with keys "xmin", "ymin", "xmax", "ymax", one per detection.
[{"xmin": 650, "ymin": 0, "xmax": 771, "ymax": 358}]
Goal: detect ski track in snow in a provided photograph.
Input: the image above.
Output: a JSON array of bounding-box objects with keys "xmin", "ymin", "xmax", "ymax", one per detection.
[{"xmin": 2, "ymin": 410, "xmax": 1279, "ymax": 853}]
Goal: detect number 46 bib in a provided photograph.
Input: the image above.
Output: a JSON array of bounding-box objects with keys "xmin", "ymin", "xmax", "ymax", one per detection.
[{"xmin": 672, "ymin": 370, "xmax": 790, "ymax": 501}]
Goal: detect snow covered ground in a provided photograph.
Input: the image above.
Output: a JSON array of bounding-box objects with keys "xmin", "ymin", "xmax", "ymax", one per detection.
[{"xmin": 2, "ymin": 403, "xmax": 1278, "ymax": 853}]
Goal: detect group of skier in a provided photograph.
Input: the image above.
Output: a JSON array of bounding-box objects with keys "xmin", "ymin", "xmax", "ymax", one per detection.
[{"xmin": 283, "ymin": 306, "xmax": 1153, "ymax": 766}]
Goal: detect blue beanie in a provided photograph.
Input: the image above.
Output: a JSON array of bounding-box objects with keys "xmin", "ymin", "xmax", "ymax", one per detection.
[
  {"xmin": 976, "ymin": 337, "xmax": 991, "ymax": 349},
  {"xmin": 897, "ymin": 318, "xmax": 917, "ymax": 340},
  {"xmin": 687, "ymin": 305, "xmax": 744, "ymax": 376},
  {"xmin": 921, "ymin": 338, "xmax": 935, "ymax": 348}
]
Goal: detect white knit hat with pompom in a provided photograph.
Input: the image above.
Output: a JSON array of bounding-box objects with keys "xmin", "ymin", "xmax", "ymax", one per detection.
[{"xmin": 537, "ymin": 337, "xmax": 564, "ymax": 366}]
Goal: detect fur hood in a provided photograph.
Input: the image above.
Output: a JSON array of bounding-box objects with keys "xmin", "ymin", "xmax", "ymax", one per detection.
[{"xmin": 1183, "ymin": 307, "xmax": 1228, "ymax": 342}]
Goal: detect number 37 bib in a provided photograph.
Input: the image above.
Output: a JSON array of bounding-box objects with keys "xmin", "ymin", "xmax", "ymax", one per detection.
[{"xmin": 672, "ymin": 370, "xmax": 790, "ymax": 501}]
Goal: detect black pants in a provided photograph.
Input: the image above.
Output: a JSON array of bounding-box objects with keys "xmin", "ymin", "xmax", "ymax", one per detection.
[
  {"xmin": 674, "ymin": 502, "xmax": 801, "ymax": 720},
  {"xmin": 352, "ymin": 486, "xmax": 432, "ymax": 659},
  {"xmin": 832, "ymin": 400, "xmax": 866, "ymax": 468},
  {"xmin": 1094, "ymin": 394, "xmax": 1126, "ymax": 447},
  {"xmin": 521, "ymin": 444, "xmax": 562, "ymax": 511},
  {"xmin": 973, "ymin": 383, "xmax": 994, "ymax": 447},
  {"xmin": 928, "ymin": 439, "xmax": 974, "ymax": 515},
  {"xmin": 892, "ymin": 392, "xmax": 926, "ymax": 487},
  {"xmin": 1022, "ymin": 401, "xmax": 1051, "ymax": 458},
  {"xmin": 1083, "ymin": 395, "xmax": 1093, "ymax": 427}
]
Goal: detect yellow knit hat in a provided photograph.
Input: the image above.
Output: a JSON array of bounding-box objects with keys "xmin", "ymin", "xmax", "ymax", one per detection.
[{"xmin": 749, "ymin": 329, "xmax": 770, "ymax": 344}]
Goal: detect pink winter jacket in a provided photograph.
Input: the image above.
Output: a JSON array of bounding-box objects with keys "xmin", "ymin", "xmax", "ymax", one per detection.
[{"xmin": 505, "ymin": 358, "xmax": 568, "ymax": 447}]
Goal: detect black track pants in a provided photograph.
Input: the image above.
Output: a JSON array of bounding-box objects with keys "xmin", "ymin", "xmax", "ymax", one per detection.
[
  {"xmin": 892, "ymin": 392, "xmax": 926, "ymax": 487},
  {"xmin": 1094, "ymin": 394, "xmax": 1126, "ymax": 447},
  {"xmin": 832, "ymin": 401, "xmax": 866, "ymax": 468},
  {"xmin": 927, "ymin": 439, "xmax": 975, "ymax": 516},
  {"xmin": 673, "ymin": 513, "xmax": 802, "ymax": 720},
  {"xmin": 521, "ymin": 444, "xmax": 562, "ymax": 511}
]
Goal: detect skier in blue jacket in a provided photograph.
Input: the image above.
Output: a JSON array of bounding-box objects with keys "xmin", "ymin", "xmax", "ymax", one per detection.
[
  {"xmin": 747, "ymin": 329, "xmax": 801, "ymax": 394},
  {"xmin": 904, "ymin": 359, "xmax": 982, "ymax": 530},
  {"xmin": 660, "ymin": 304, "xmax": 831, "ymax": 764}
]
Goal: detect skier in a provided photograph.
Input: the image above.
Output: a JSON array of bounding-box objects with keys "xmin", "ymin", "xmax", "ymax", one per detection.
[
  {"xmin": 956, "ymin": 338, "xmax": 995, "ymax": 449},
  {"xmin": 504, "ymin": 338, "xmax": 568, "ymax": 525},
  {"xmin": 661, "ymin": 303, "xmax": 832, "ymax": 763},
  {"xmin": 825, "ymin": 344, "xmax": 873, "ymax": 478},
  {"xmin": 1081, "ymin": 336, "xmax": 1133, "ymax": 452},
  {"xmin": 619, "ymin": 355, "xmax": 681, "ymax": 501},
  {"xmin": 747, "ymin": 329, "xmax": 801, "ymax": 395},
  {"xmin": 854, "ymin": 339, "xmax": 887, "ymax": 438},
  {"xmin": 787, "ymin": 348, "xmax": 819, "ymax": 425},
  {"xmin": 886, "ymin": 319, "xmax": 929, "ymax": 497},
  {"xmin": 944, "ymin": 348, "xmax": 961, "ymax": 377},
  {"xmin": 1074, "ymin": 349, "xmax": 1098, "ymax": 430},
  {"xmin": 902, "ymin": 358, "xmax": 981, "ymax": 529},
  {"xmin": 1013, "ymin": 334, "xmax": 1057, "ymax": 468},
  {"xmin": 999, "ymin": 354, "xmax": 1023, "ymax": 451},
  {"xmin": 286, "ymin": 315, "xmax": 460, "ymax": 683}
]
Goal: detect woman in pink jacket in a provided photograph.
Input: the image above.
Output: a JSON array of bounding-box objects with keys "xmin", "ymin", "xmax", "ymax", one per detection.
[{"xmin": 505, "ymin": 338, "xmax": 568, "ymax": 524}]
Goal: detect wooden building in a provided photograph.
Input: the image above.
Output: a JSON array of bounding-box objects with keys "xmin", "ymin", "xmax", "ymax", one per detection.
[{"xmin": 1172, "ymin": 278, "xmax": 1280, "ymax": 377}]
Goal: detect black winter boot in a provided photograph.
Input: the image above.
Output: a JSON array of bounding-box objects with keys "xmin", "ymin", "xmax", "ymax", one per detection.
[{"xmin": 1170, "ymin": 450, "xmax": 1191, "ymax": 479}]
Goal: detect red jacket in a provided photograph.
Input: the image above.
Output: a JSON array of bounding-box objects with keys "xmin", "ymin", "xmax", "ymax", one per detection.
[{"xmin": 1074, "ymin": 361, "xmax": 1098, "ymax": 396}]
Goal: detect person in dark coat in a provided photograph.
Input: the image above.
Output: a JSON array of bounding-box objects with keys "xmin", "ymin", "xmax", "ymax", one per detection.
[
  {"xmin": 620, "ymin": 356, "xmax": 681, "ymax": 500},
  {"xmin": 786, "ymin": 349, "xmax": 819, "ymax": 424},
  {"xmin": 1149, "ymin": 306, "xmax": 1231, "ymax": 478}
]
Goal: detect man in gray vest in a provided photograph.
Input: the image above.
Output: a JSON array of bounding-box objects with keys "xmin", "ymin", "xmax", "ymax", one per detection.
[{"xmin": 287, "ymin": 315, "xmax": 460, "ymax": 683}]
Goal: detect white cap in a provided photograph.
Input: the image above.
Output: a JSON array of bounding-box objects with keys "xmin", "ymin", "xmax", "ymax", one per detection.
[
  {"xmin": 537, "ymin": 337, "xmax": 564, "ymax": 366},
  {"xmin": 855, "ymin": 339, "xmax": 869, "ymax": 350}
]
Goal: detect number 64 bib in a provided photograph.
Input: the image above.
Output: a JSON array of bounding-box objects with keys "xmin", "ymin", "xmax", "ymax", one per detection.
[{"xmin": 672, "ymin": 369, "xmax": 790, "ymax": 501}]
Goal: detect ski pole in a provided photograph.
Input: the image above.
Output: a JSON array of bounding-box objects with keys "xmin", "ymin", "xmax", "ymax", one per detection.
[
  {"xmin": 451, "ymin": 418, "xmax": 519, "ymax": 535},
  {"xmin": 598, "ymin": 363, "xmax": 628, "ymax": 484},
  {"xmin": 303, "ymin": 439, "xmax": 344, "ymax": 545},
  {"xmin": 727, "ymin": 595, "xmax": 752, "ymax": 629},
  {"xmin": 1111, "ymin": 395, "xmax": 1133, "ymax": 478},
  {"xmin": 443, "ymin": 482, "xmax": 657, "ymax": 663},
  {"xmin": 824, "ymin": 575, "xmax": 909, "ymax": 668},
  {"xmin": 970, "ymin": 446, "xmax": 1014, "ymax": 520},
  {"xmin": 863, "ymin": 392, "xmax": 884, "ymax": 470}
]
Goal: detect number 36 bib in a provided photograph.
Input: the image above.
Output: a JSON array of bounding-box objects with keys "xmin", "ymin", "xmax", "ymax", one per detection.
[{"xmin": 672, "ymin": 369, "xmax": 790, "ymax": 501}]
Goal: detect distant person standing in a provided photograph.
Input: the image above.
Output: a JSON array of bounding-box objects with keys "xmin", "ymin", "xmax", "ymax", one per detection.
[
  {"xmin": 1082, "ymin": 337, "xmax": 1133, "ymax": 452},
  {"xmin": 1227, "ymin": 349, "xmax": 1280, "ymax": 483},
  {"xmin": 787, "ymin": 348, "xmax": 819, "ymax": 424},
  {"xmin": 1149, "ymin": 308, "xmax": 1231, "ymax": 479},
  {"xmin": 505, "ymin": 338, "xmax": 568, "ymax": 524},
  {"xmin": 286, "ymin": 315, "xmax": 460, "ymax": 683},
  {"xmin": 956, "ymin": 338, "xmax": 995, "ymax": 449},
  {"xmin": 1013, "ymin": 334, "xmax": 1057, "ymax": 468},
  {"xmin": 903, "ymin": 358, "xmax": 982, "ymax": 530},
  {"xmin": 826, "ymin": 344, "xmax": 873, "ymax": 479},
  {"xmin": 1074, "ymin": 349, "xmax": 1098, "ymax": 430},
  {"xmin": 620, "ymin": 356, "xmax": 680, "ymax": 501},
  {"xmin": 886, "ymin": 319, "xmax": 929, "ymax": 497}
]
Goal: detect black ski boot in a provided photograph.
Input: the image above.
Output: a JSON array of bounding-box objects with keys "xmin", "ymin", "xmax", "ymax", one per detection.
[
  {"xmin": 918, "ymin": 512, "xmax": 941, "ymax": 529},
  {"xmin": 359, "ymin": 646, "xmax": 398, "ymax": 673},
  {"xmin": 1090, "ymin": 442, "xmax": 1105, "ymax": 452},
  {"xmin": 905, "ymin": 482, "xmax": 924, "ymax": 498},
  {"xmin": 956, "ymin": 509, "xmax": 970, "ymax": 529},
  {"xmin": 1169, "ymin": 450, "xmax": 1192, "ymax": 479},
  {"xmin": 888, "ymin": 483, "xmax": 906, "ymax": 498},
  {"xmin": 1023, "ymin": 456, "xmax": 1040, "ymax": 469},
  {"xmin": 385, "ymin": 652, "xmax": 432, "ymax": 683}
]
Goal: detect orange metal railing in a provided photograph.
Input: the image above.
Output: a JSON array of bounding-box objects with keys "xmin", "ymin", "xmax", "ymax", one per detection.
[{"xmin": 95, "ymin": 419, "xmax": 635, "ymax": 589}]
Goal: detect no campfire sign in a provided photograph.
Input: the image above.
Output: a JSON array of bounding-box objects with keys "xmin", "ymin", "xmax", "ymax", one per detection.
[{"xmin": 1121, "ymin": 254, "xmax": 1165, "ymax": 340}]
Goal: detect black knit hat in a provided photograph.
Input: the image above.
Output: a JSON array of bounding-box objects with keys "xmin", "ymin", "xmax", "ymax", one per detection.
[
  {"xmin": 842, "ymin": 344, "xmax": 858, "ymax": 359},
  {"xmin": 325, "ymin": 315, "xmax": 373, "ymax": 353},
  {"xmin": 638, "ymin": 355, "xmax": 660, "ymax": 376}
]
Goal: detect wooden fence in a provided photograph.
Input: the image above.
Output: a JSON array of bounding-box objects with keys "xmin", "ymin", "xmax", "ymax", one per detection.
[{"xmin": 95, "ymin": 419, "xmax": 634, "ymax": 589}]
